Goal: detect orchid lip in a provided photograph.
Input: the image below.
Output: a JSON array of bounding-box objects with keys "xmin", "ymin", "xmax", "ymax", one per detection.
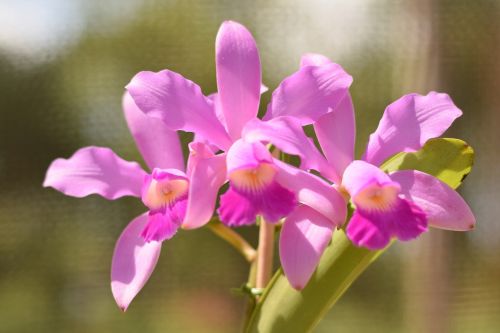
[
  {"xmin": 228, "ymin": 162, "xmax": 277, "ymax": 193},
  {"xmin": 141, "ymin": 168, "xmax": 189, "ymax": 211},
  {"xmin": 352, "ymin": 181, "xmax": 401, "ymax": 213},
  {"xmin": 218, "ymin": 176, "xmax": 297, "ymax": 227}
]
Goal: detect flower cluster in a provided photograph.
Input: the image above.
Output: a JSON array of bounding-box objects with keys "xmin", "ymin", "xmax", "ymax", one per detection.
[{"xmin": 44, "ymin": 21, "xmax": 475, "ymax": 309}]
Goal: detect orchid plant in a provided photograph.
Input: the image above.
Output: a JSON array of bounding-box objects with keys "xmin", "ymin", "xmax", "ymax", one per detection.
[{"xmin": 44, "ymin": 21, "xmax": 476, "ymax": 332}]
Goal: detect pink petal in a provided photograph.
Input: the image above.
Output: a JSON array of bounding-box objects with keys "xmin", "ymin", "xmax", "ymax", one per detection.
[
  {"xmin": 141, "ymin": 211, "xmax": 180, "ymax": 242},
  {"xmin": 298, "ymin": 53, "xmax": 355, "ymax": 182},
  {"xmin": 389, "ymin": 199, "xmax": 428, "ymax": 241},
  {"xmin": 300, "ymin": 53, "xmax": 332, "ymax": 67},
  {"xmin": 218, "ymin": 187, "xmax": 258, "ymax": 227},
  {"xmin": 206, "ymin": 84, "xmax": 268, "ymax": 134},
  {"xmin": 206, "ymin": 92, "xmax": 228, "ymax": 130},
  {"xmin": 111, "ymin": 213, "xmax": 162, "ymax": 311},
  {"xmin": 264, "ymin": 63, "xmax": 352, "ymax": 125},
  {"xmin": 314, "ymin": 94, "xmax": 356, "ymax": 182},
  {"xmin": 182, "ymin": 153, "xmax": 227, "ymax": 229},
  {"xmin": 122, "ymin": 92, "xmax": 184, "ymax": 171},
  {"xmin": 192, "ymin": 135, "xmax": 220, "ymax": 155},
  {"xmin": 126, "ymin": 70, "xmax": 231, "ymax": 150},
  {"xmin": 218, "ymin": 181, "xmax": 297, "ymax": 227},
  {"xmin": 216, "ymin": 21, "xmax": 261, "ymax": 139},
  {"xmin": 342, "ymin": 160, "xmax": 394, "ymax": 198},
  {"xmin": 43, "ymin": 146, "xmax": 146, "ymax": 200},
  {"xmin": 347, "ymin": 198, "xmax": 428, "ymax": 250},
  {"xmin": 141, "ymin": 197, "xmax": 187, "ymax": 242},
  {"xmin": 220, "ymin": 140, "xmax": 297, "ymax": 226},
  {"xmin": 346, "ymin": 211, "xmax": 391, "ymax": 250},
  {"xmin": 390, "ymin": 170, "xmax": 476, "ymax": 231},
  {"xmin": 363, "ymin": 92, "xmax": 462, "ymax": 166},
  {"xmin": 280, "ymin": 205, "xmax": 335, "ymax": 289},
  {"xmin": 297, "ymin": 53, "xmax": 356, "ymax": 182},
  {"xmin": 186, "ymin": 141, "xmax": 217, "ymax": 177},
  {"xmin": 274, "ymin": 160, "xmax": 347, "ymax": 227},
  {"xmin": 192, "ymin": 96, "xmax": 221, "ymax": 155},
  {"xmin": 226, "ymin": 139, "xmax": 273, "ymax": 173},
  {"xmin": 242, "ymin": 116, "xmax": 337, "ymax": 181},
  {"xmin": 256, "ymin": 181, "xmax": 297, "ymax": 223}
]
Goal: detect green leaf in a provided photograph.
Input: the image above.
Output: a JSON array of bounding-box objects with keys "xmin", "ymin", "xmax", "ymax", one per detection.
[
  {"xmin": 245, "ymin": 230, "xmax": 384, "ymax": 333},
  {"xmin": 381, "ymin": 138, "xmax": 474, "ymax": 189},
  {"xmin": 245, "ymin": 138, "xmax": 474, "ymax": 333}
]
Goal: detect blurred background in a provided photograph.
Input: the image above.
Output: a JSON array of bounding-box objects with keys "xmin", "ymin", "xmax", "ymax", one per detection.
[{"xmin": 1, "ymin": 0, "xmax": 499, "ymax": 332}]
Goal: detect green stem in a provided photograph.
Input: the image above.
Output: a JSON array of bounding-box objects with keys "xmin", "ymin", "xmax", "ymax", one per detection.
[
  {"xmin": 255, "ymin": 217, "xmax": 275, "ymax": 291},
  {"xmin": 207, "ymin": 222, "xmax": 257, "ymax": 263},
  {"xmin": 243, "ymin": 137, "xmax": 473, "ymax": 332},
  {"xmin": 244, "ymin": 229, "xmax": 386, "ymax": 333},
  {"xmin": 242, "ymin": 217, "xmax": 275, "ymax": 330},
  {"xmin": 242, "ymin": 259, "xmax": 258, "ymax": 329}
]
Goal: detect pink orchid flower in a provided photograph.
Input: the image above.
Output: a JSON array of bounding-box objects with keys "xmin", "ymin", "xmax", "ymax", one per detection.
[
  {"xmin": 127, "ymin": 21, "xmax": 357, "ymax": 290},
  {"xmin": 275, "ymin": 53, "xmax": 476, "ymax": 289},
  {"xmin": 302, "ymin": 53, "xmax": 476, "ymax": 251},
  {"xmin": 127, "ymin": 21, "xmax": 350, "ymax": 233},
  {"xmin": 44, "ymin": 93, "xmax": 226, "ymax": 310}
]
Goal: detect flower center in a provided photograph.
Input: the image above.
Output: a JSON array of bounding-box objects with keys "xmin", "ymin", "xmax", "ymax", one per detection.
[
  {"xmin": 353, "ymin": 182, "xmax": 400, "ymax": 212},
  {"xmin": 142, "ymin": 177, "xmax": 189, "ymax": 211},
  {"xmin": 229, "ymin": 163, "xmax": 276, "ymax": 192}
]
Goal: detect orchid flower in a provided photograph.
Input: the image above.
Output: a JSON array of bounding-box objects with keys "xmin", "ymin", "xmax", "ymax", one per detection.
[
  {"xmin": 269, "ymin": 53, "xmax": 476, "ymax": 289},
  {"xmin": 44, "ymin": 93, "xmax": 226, "ymax": 310},
  {"xmin": 301, "ymin": 54, "xmax": 476, "ymax": 251},
  {"xmin": 126, "ymin": 22, "xmax": 350, "ymax": 244}
]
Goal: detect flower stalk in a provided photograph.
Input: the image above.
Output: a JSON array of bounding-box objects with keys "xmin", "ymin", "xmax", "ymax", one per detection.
[
  {"xmin": 207, "ymin": 221, "xmax": 257, "ymax": 263},
  {"xmin": 243, "ymin": 258, "xmax": 259, "ymax": 330},
  {"xmin": 256, "ymin": 217, "xmax": 275, "ymax": 290},
  {"xmin": 244, "ymin": 137, "xmax": 475, "ymax": 332},
  {"xmin": 244, "ymin": 229, "xmax": 385, "ymax": 333}
]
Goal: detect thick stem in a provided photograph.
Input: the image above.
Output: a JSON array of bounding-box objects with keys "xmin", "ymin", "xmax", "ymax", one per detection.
[
  {"xmin": 242, "ymin": 259, "xmax": 258, "ymax": 330},
  {"xmin": 245, "ymin": 230, "xmax": 386, "ymax": 333},
  {"xmin": 255, "ymin": 217, "xmax": 275, "ymax": 290},
  {"xmin": 207, "ymin": 222, "xmax": 257, "ymax": 263}
]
